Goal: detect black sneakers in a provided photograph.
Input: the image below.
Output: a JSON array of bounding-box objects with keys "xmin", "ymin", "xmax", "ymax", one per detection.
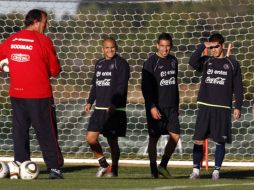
[{"xmin": 48, "ymin": 168, "xmax": 64, "ymax": 179}]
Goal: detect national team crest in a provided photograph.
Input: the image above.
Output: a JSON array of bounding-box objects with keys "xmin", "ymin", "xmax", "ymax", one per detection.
[
  {"xmin": 171, "ymin": 60, "xmax": 176, "ymax": 69},
  {"xmin": 223, "ymin": 64, "xmax": 229, "ymax": 70},
  {"xmin": 109, "ymin": 64, "xmax": 115, "ymax": 70}
]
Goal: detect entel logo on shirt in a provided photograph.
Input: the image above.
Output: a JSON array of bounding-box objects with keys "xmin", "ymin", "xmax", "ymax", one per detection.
[{"xmin": 11, "ymin": 53, "xmax": 30, "ymax": 62}]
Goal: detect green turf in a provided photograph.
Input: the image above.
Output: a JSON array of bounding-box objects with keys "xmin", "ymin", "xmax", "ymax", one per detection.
[{"xmin": 1, "ymin": 165, "xmax": 254, "ymax": 190}]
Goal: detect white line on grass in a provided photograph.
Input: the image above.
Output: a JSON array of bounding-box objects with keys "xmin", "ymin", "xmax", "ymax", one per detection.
[{"xmin": 155, "ymin": 182, "xmax": 254, "ymax": 190}]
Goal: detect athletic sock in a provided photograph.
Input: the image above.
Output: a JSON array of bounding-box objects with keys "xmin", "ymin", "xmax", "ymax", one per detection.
[
  {"xmin": 112, "ymin": 165, "xmax": 118, "ymax": 176},
  {"xmin": 193, "ymin": 144, "xmax": 203, "ymax": 169},
  {"xmin": 90, "ymin": 143, "xmax": 103, "ymax": 155},
  {"xmin": 159, "ymin": 154, "xmax": 170, "ymax": 168},
  {"xmin": 214, "ymin": 143, "xmax": 225, "ymax": 170},
  {"xmin": 98, "ymin": 156, "xmax": 109, "ymax": 168}
]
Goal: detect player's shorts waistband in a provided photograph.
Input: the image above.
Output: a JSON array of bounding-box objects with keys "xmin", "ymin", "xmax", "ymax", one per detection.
[
  {"xmin": 197, "ymin": 101, "xmax": 231, "ymax": 109},
  {"xmin": 95, "ymin": 106, "xmax": 126, "ymax": 111}
]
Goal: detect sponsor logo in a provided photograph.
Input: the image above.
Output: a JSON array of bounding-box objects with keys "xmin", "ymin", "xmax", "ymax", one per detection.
[
  {"xmin": 11, "ymin": 44, "xmax": 33, "ymax": 50},
  {"xmin": 12, "ymin": 38, "xmax": 34, "ymax": 42},
  {"xmin": 96, "ymin": 79, "xmax": 111, "ymax": 86},
  {"xmin": 96, "ymin": 71, "xmax": 101, "ymax": 77},
  {"xmin": 207, "ymin": 69, "xmax": 213, "ymax": 75},
  {"xmin": 205, "ymin": 76, "xmax": 225, "ymax": 85},
  {"xmin": 160, "ymin": 77, "xmax": 176, "ymax": 86},
  {"xmin": 160, "ymin": 70, "xmax": 175, "ymax": 77},
  {"xmin": 11, "ymin": 54, "xmax": 30, "ymax": 62}
]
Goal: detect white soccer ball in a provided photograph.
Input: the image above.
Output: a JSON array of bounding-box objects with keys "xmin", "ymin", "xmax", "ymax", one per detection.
[
  {"xmin": 0, "ymin": 161, "xmax": 9, "ymax": 178},
  {"xmin": 0, "ymin": 58, "xmax": 9, "ymax": 73},
  {"xmin": 7, "ymin": 161, "xmax": 21, "ymax": 179},
  {"xmin": 20, "ymin": 161, "xmax": 39, "ymax": 180}
]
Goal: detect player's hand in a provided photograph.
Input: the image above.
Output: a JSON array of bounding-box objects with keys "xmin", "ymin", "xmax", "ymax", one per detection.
[
  {"xmin": 204, "ymin": 41, "xmax": 219, "ymax": 49},
  {"xmin": 233, "ymin": 109, "xmax": 241, "ymax": 119},
  {"xmin": 150, "ymin": 107, "xmax": 161, "ymax": 120},
  {"xmin": 84, "ymin": 103, "xmax": 92, "ymax": 113}
]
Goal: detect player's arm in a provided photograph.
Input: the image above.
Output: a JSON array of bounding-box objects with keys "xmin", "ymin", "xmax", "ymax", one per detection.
[
  {"xmin": 46, "ymin": 38, "xmax": 61, "ymax": 77},
  {"xmin": 141, "ymin": 58, "xmax": 161, "ymax": 120},
  {"xmin": 85, "ymin": 67, "xmax": 96, "ymax": 113},
  {"xmin": 232, "ymin": 59, "xmax": 244, "ymax": 119},
  {"xmin": 111, "ymin": 59, "xmax": 130, "ymax": 109},
  {"xmin": 141, "ymin": 59, "xmax": 157, "ymax": 110},
  {"xmin": 188, "ymin": 43, "xmax": 209, "ymax": 72}
]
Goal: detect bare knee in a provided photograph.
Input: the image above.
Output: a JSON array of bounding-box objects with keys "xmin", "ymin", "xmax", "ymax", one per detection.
[
  {"xmin": 85, "ymin": 132, "xmax": 99, "ymax": 145},
  {"xmin": 169, "ymin": 132, "xmax": 180, "ymax": 143}
]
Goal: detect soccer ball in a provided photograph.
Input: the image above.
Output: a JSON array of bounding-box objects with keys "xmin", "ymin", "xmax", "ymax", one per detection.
[
  {"xmin": 20, "ymin": 161, "xmax": 39, "ymax": 180},
  {"xmin": 7, "ymin": 161, "xmax": 21, "ymax": 179},
  {"xmin": 0, "ymin": 58, "xmax": 9, "ymax": 73},
  {"xmin": 0, "ymin": 161, "xmax": 9, "ymax": 178}
]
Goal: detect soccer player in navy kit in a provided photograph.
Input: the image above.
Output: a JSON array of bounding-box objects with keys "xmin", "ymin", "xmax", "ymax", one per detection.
[
  {"xmin": 142, "ymin": 33, "xmax": 180, "ymax": 178},
  {"xmin": 85, "ymin": 37, "xmax": 130, "ymax": 177},
  {"xmin": 0, "ymin": 9, "xmax": 64, "ymax": 179},
  {"xmin": 188, "ymin": 33, "xmax": 243, "ymax": 180}
]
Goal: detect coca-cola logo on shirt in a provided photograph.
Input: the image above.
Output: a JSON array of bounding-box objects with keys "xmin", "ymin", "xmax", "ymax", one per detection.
[
  {"xmin": 160, "ymin": 77, "xmax": 176, "ymax": 86},
  {"xmin": 96, "ymin": 79, "xmax": 111, "ymax": 86}
]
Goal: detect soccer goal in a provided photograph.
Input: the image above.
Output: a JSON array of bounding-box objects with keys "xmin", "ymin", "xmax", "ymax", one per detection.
[{"xmin": 0, "ymin": 0, "xmax": 254, "ymax": 167}]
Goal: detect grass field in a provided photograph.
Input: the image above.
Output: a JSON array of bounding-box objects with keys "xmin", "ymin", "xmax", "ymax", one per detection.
[{"xmin": 1, "ymin": 164, "xmax": 254, "ymax": 190}]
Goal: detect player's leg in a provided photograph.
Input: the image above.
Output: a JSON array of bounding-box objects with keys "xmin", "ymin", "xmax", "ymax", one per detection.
[
  {"xmin": 190, "ymin": 105, "xmax": 209, "ymax": 179},
  {"xmin": 107, "ymin": 137, "xmax": 120, "ymax": 177},
  {"xmin": 158, "ymin": 132, "xmax": 180, "ymax": 178},
  {"xmin": 86, "ymin": 131, "xmax": 111, "ymax": 177},
  {"xmin": 148, "ymin": 136, "xmax": 159, "ymax": 178},
  {"xmin": 212, "ymin": 142, "xmax": 225, "ymax": 180},
  {"xmin": 190, "ymin": 140, "xmax": 204, "ymax": 179},
  {"xmin": 210, "ymin": 107, "xmax": 231, "ymax": 180},
  {"xmin": 11, "ymin": 97, "xmax": 31, "ymax": 162},
  {"xmin": 29, "ymin": 98, "xmax": 64, "ymax": 179},
  {"xmin": 158, "ymin": 107, "xmax": 180, "ymax": 178}
]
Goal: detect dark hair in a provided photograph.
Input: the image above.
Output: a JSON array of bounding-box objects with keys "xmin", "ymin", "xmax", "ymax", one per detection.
[
  {"xmin": 209, "ymin": 33, "xmax": 224, "ymax": 44},
  {"xmin": 24, "ymin": 9, "xmax": 47, "ymax": 27},
  {"xmin": 102, "ymin": 37, "xmax": 118, "ymax": 50},
  {"xmin": 157, "ymin": 32, "xmax": 173, "ymax": 45}
]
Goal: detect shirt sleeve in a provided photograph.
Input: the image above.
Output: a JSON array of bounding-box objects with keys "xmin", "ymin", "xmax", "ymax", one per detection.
[
  {"xmin": 188, "ymin": 44, "xmax": 208, "ymax": 72},
  {"xmin": 232, "ymin": 59, "xmax": 244, "ymax": 110},
  {"xmin": 111, "ymin": 59, "xmax": 130, "ymax": 107},
  {"xmin": 87, "ymin": 66, "xmax": 96, "ymax": 105},
  {"xmin": 141, "ymin": 58, "xmax": 157, "ymax": 109},
  {"xmin": 45, "ymin": 37, "xmax": 61, "ymax": 77}
]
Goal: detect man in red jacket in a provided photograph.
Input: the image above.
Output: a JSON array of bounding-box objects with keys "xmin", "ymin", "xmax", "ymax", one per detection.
[{"xmin": 0, "ymin": 9, "xmax": 64, "ymax": 179}]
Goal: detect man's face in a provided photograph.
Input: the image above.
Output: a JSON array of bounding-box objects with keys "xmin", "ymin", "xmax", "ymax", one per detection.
[
  {"xmin": 156, "ymin": 39, "xmax": 172, "ymax": 58},
  {"xmin": 102, "ymin": 40, "xmax": 116, "ymax": 60},
  {"xmin": 36, "ymin": 14, "xmax": 47, "ymax": 34},
  {"xmin": 210, "ymin": 42, "xmax": 223, "ymax": 58}
]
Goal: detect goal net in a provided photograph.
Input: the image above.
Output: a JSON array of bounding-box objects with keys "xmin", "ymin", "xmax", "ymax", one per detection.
[{"xmin": 0, "ymin": 0, "xmax": 254, "ymax": 164}]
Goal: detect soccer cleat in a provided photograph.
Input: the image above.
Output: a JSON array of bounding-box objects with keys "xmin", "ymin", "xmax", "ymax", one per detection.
[
  {"xmin": 158, "ymin": 165, "xmax": 171, "ymax": 179},
  {"xmin": 212, "ymin": 170, "xmax": 220, "ymax": 180},
  {"xmin": 96, "ymin": 166, "xmax": 112, "ymax": 177},
  {"xmin": 48, "ymin": 169, "xmax": 64, "ymax": 179},
  {"xmin": 189, "ymin": 172, "xmax": 200, "ymax": 179}
]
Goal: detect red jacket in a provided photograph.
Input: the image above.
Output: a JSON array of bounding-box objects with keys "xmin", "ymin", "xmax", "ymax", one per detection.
[{"xmin": 0, "ymin": 29, "xmax": 61, "ymax": 98}]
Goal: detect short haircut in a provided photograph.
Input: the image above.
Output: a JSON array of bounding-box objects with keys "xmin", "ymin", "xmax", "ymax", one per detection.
[
  {"xmin": 102, "ymin": 37, "xmax": 118, "ymax": 49},
  {"xmin": 24, "ymin": 9, "xmax": 47, "ymax": 27},
  {"xmin": 157, "ymin": 32, "xmax": 173, "ymax": 45},
  {"xmin": 209, "ymin": 33, "xmax": 225, "ymax": 44}
]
